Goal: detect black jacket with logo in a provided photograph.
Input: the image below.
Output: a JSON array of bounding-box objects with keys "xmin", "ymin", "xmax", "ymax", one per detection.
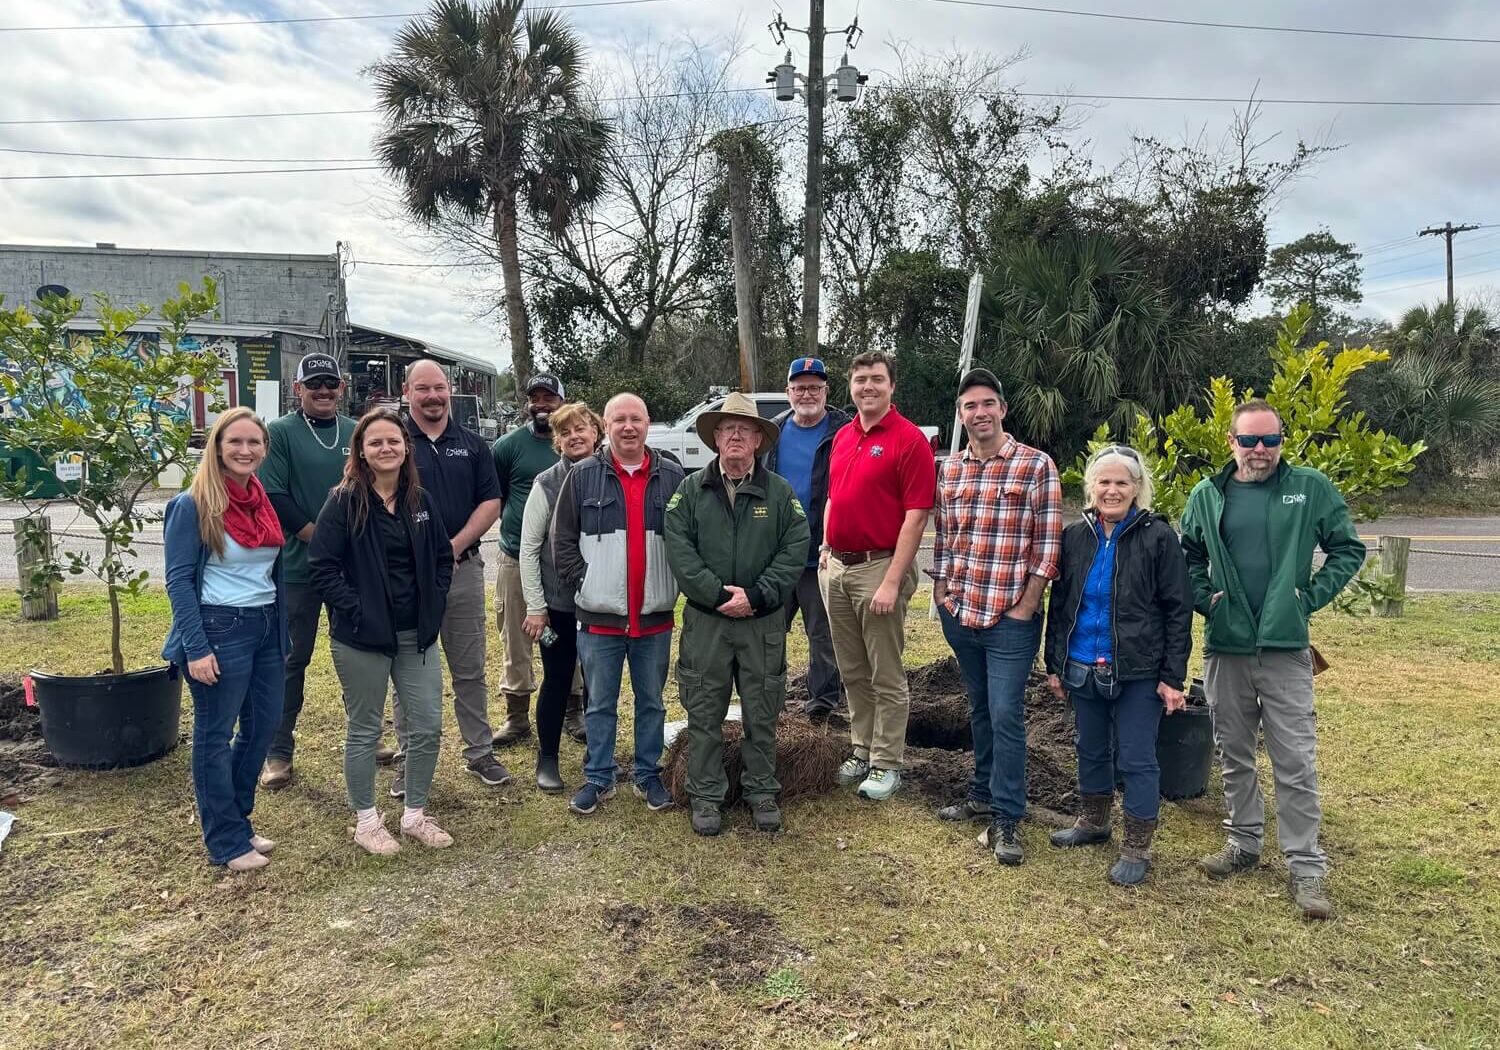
[
  {"xmin": 1043, "ymin": 509, "xmax": 1193, "ymax": 689},
  {"xmin": 309, "ymin": 484, "xmax": 454, "ymax": 655}
]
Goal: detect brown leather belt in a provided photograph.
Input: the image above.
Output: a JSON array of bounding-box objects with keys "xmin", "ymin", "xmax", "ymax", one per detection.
[{"xmin": 832, "ymin": 548, "xmax": 895, "ymax": 566}]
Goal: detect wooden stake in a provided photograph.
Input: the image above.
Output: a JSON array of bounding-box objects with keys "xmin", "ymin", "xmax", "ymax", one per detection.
[
  {"xmin": 14, "ymin": 514, "xmax": 58, "ymax": 621},
  {"xmin": 1374, "ymin": 535, "xmax": 1410, "ymax": 618}
]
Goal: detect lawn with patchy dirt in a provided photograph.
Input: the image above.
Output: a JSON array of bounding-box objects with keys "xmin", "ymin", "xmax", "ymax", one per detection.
[{"xmin": 2, "ymin": 589, "xmax": 1497, "ymax": 1049}]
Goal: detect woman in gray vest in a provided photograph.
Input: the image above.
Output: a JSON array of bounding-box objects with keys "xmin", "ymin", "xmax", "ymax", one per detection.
[{"xmin": 518, "ymin": 402, "xmax": 604, "ymax": 793}]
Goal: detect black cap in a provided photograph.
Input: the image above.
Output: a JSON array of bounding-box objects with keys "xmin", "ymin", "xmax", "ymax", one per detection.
[
  {"xmin": 296, "ymin": 353, "xmax": 341, "ymax": 383},
  {"xmin": 525, "ymin": 373, "xmax": 565, "ymax": 398},
  {"xmin": 958, "ymin": 367, "xmax": 1003, "ymax": 400}
]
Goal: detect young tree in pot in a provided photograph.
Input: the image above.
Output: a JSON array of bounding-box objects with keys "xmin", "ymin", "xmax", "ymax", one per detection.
[{"xmin": 0, "ymin": 280, "xmax": 221, "ymax": 767}]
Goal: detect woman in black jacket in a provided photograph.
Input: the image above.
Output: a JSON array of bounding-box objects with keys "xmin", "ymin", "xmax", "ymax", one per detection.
[
  {"xmin": 1043, "ymin": 445, "xmax": 1192, "ymax": 886},
  {"xmin": 310, "ymin": 408, "xmax": 454, "ymax": 855}
]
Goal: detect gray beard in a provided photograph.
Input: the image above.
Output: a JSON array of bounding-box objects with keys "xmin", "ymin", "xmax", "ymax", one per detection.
[{"xmin": 1238, "ymin": 462, "xmax": 1276, "ymax": 483}]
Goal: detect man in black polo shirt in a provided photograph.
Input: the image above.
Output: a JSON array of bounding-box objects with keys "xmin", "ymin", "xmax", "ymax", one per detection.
[{"xmin": 398, "ymin": 359, "xmax": 510, "ymax": 787}]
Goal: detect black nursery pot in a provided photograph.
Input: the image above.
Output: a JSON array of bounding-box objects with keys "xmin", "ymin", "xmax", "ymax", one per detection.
[
  {"xmin": 30, "ymin": 665, "xmax": 183, "ymax": 770},
  {"xmin": 1157, "ymin": 678, "xmax": 1213, "ymax": 800}
]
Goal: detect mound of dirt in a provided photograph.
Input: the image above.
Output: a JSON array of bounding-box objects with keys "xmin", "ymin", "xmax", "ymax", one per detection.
[
  {"xmin": 0, "ymin": 674, "xmax": 57, "ymax": 798},
  {"xmin": 662, "ymin": 711, "xmax": 847, "ymax": 805}
]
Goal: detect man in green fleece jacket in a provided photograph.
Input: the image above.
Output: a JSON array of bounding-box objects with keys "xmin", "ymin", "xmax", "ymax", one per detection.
[
  {"xmin": 1180, "ymin": 399, "xmax": 1366, "ymax": 921},
  {"xmin": 665, "ymin": 393, "xmax": 810, "ymax": 837}
]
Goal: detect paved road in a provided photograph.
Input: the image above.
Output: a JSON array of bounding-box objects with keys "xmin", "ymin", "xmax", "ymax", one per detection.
[{"xmin": 1, "ymin": 502, "xmax": 1498, "ymax": 593}]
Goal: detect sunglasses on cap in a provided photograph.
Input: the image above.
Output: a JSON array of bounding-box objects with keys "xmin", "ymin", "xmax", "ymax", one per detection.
[
  {"xmin": 1233, "ymin": 433, "xmax": 1284, "ymax": 449},
  {"xmin": 302, "ymin": 377, "xmax": 340, "ymax": 391},
  {"xmin": 1088, "ymin": 444, "xmax": 1142, "ymax": 464}
]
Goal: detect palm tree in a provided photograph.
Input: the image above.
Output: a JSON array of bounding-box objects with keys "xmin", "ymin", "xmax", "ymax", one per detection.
[
  {"xmin": 985, "ymin": 235, "xmax": 1191, "ymax": 454},
  {"xmin": 1394, "ymin": 301, "xmax": 1496, "ymax": 369},
  {"xmin": 370, "ymin": 0, "xmax": 610, "ymax": 386}
]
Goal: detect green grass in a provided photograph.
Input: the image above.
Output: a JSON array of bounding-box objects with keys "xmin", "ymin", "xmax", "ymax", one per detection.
[{"xmin": 3, "ymin": 589, "xmax": 1498, "ymax": 1048}]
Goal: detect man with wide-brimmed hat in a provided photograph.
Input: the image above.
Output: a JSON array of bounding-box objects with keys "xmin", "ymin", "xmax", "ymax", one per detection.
[{"xmin": 665, "ymin": 392, "xmax": 811, "ymax": 836}]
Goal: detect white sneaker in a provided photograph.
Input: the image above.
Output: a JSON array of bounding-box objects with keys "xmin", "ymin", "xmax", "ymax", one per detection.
[
  {"xmin": 835, "ymin": 757, "xmax": 870, "ymax": 786},
  {"xmin": 856, "ymin": 768, "xmax": 902, "ymax": 801}
]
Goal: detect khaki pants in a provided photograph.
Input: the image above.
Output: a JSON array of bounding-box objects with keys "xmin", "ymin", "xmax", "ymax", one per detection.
[
  {"xmin": 494, "ymin": 552, "xmax": 537, "ymax": 700},
  {"xmin": 820, "ymin": 555, "xmax": 919, "ymax": 769}
]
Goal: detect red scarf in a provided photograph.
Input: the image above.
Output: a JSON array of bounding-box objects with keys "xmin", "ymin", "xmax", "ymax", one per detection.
[{"xmin": 224, "ymin": 475, "xmax": 285, "ymax": 550}]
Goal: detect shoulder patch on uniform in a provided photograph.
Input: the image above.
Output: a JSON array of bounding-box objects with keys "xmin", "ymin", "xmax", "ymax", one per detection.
[
  {"xmin": 667, "ymin": 491, "xmax": 682, "ymax": 510},
  {"xmin": 790, "ymin": 497, "xmax": 806, "ymax": 518}
]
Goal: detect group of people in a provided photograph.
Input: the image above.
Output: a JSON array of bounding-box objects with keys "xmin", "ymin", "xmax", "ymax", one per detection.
[{"xmin": 163, "ymin": 348, "xmax": 1365, "ymax": 921}]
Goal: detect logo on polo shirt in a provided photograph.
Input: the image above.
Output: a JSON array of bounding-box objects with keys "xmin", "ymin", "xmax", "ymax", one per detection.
[
  {"xmin": 445, "ymin": 447, "xmax": 470, "ymax": 457},
  {"xmin": 870, "ymin": 445, "xmax": 884, "ymax": 458},
  {"xmin": 413, "ymin": 510, "xmax": 431, "ymax": 524},
  {"xmin": 1282, "ymin": 493, "xmax": 1306, "ymax": 505}
]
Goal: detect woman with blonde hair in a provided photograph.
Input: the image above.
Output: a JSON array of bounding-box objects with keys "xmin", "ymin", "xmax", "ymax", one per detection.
[
  {"xmin": 163, "ymin": 406, "xmax": 287, "ymax": 873},
  {"xmin": 310, "ymin": 407, "xmax": 454, "ymax": 854},
  {"xmin": 517, "ymin": 402, "xmax": 603, "ymax": 793},
  {"xmin": 1043, "ymin": 445, "xmax": 1192, "ymax": 885}
]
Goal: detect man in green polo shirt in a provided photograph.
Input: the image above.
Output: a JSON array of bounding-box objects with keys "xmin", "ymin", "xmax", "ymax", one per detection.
[
  {"xmin": 259, "ymin": 353, "xmax": 358, "ymax": 789},
  {"xmin": 490, "ymin": 374, "xmax": 585, "ymax": 746},
  {"xmin": 1180, "ymin": 398, "xmax": 1366, "ymax": 921}
]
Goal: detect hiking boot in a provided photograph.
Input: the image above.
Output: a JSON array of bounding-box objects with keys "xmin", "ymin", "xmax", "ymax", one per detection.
[
  {"xmin": 535, "ymin": 754, "xmax": 565, "ymax": 794},
  {"xmin": 750, "ymin": 797, "xmax": 783, "ymax": 833},
  {"xmin": 1108, "ymin": 814, "xmax": 1157, "ymax": 887},
  {"xmin": 1050, "ymin": 792, "xmax": 1114, "ymax": 848},
  {"xmin": 634, "ymin": 775, "xmax": 674, "ymax": 812},
  {"xmin": 835, "ymin": 757, "xmax": 870, "ymax": 786},
  {"xmin": 568, "ymin": 781, "xmax": 616, "ymax": 816},
  {"xmin": 374, "ymin": 744, "xmax": 397, "ymax": 766},
  {"xmin": 1199, "ymin": 841, "xmax": 1261, "ymax": 880},
  {"xmin": 400, "ymin": 812, "xmax": 454, "ymax": 849},
  {"xmin": 259, "ymin": 758, "xmax": 292, "ymax": 791},
  {"xmin": 563, "ymin": 693, "xmax": 587, "ymax": 743},
  {"xmin": 389, "ymin": 767, "xmax": 406, "ymax": 799},
  {"xmin": 353, "ymin": 819, "xmax": 400, "ymax": 856},
  {"xmin": 937, "ymin": 799, "xmax": 992, "ymax": 823},
  {"xmin": 492, "ymin": 693, "xmax": 533, "ymax": 746},
  {"xmin": 1290, "ymin": 874, "xmax": 1333, "ymax": 921},
  {"xmin": 856, "ymin": 768, "xmax": 901, "ymax": 801},
  {"xmin": 466, "ymin": 754, "xmax": 513, "ymax": 787},
  {"xmin": 990, "ymin": 820, "xmax": 1024, "ymax": 866},
  {"xmin": 691, "ymin": 802, "xmax": 722, "ymax": 837}
]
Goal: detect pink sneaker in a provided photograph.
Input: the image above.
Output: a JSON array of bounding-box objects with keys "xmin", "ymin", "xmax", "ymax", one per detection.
[
  {"xmin": 400, "ymin": 813, "xmax": 454, "ymax": 849},
  {"xmin": 353, "ymin": 820, "xmax": 401, "ymax": 856}
]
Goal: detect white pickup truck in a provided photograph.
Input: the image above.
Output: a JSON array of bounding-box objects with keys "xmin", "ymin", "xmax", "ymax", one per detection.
[{"xmin": 646, "ymin": 391, "xmax": 942, "ymax": 472}]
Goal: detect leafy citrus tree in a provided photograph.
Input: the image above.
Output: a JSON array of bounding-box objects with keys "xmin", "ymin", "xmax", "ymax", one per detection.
[
  {"xmin": 0, "ymin": 280, "xmax": 221, "ymax": 673},
  {"xmin": 1063, "ymin": 306, "xmax": 1425, "ymax": 521}
]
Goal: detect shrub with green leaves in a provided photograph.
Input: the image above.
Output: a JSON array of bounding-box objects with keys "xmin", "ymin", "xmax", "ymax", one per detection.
[
  {"xmin": 1063, "ymin": 305, "xmax": 1425, "ymax": 522},
  {"xmin": 0, "ymin": 280, "xmax": 221, "ymax": 673}
]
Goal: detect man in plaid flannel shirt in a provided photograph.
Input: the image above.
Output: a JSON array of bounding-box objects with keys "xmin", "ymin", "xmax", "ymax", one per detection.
[{"xmin": 930, "ymin": 368, "xmax": 1063, "ymax": 867}]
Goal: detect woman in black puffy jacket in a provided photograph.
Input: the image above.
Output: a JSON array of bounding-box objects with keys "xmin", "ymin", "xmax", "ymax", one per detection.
[{"xmin": 1043, "ymin": 445, "xmax": 1192, "ymax": 886}]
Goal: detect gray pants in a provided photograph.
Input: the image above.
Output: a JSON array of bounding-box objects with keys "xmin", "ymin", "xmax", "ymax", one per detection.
[
  {"xmin": 1205, "ymin": 649, "xmax": 1327, "ymax": 877},
  {"xmin": 333, "ymin": 631, "xmax": 442, "ymax": 810},
  {"xmin": 784, "ymin": 565, "xmax": 842, "ymax": 713},
  {"xmin": 394, "ymin": 555, "xmax": 493, "ymax": 762}
]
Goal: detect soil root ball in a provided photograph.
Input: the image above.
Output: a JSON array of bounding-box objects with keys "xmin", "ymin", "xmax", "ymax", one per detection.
[{"xmin": 663, "ymin": 711, "xmax": 849, "ymax": 805}]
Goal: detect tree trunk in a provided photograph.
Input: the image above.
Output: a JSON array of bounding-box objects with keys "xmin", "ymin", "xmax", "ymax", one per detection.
[
  {"xmin": 724, "ymin": 142, "xmax": 763, "ymax": 392},
  {"xmin": 493, "ymin": 190, "xmax": 534, "ymax": 389},
  {"xmin": 104, "ymin": 536, "xmax": 124, "ymax": 675}
]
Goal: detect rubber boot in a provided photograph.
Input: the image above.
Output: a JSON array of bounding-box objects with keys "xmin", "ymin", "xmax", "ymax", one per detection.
[
  {"xmin": 1049, "ymin": 792, "xmax": 1114, "ymax": 848},
  {"xmin": 535, "ymin": 754, "xmax": 565, "ymax": 794},
  {"xmin": 563, "ymin": 693, "xmax": 587, "ymax": 743},
  {"xmin": 493, "ymin": 692, "xmax": 532, "ymax": 746},
  {"xmin": 1108, "ymin": 814, "xmax": 1157, "ymax": 886}
]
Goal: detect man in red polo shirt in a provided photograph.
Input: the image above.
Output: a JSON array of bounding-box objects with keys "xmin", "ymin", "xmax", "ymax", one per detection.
[{"xmin": 819, "ymin": 351, "xmax": 936, "ymax": 801}]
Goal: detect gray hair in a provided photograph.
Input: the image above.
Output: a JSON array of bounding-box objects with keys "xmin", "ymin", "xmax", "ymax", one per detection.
[{"xmin": 1083, "ymin": 445, "xmax": 1154, "ymax": 512}]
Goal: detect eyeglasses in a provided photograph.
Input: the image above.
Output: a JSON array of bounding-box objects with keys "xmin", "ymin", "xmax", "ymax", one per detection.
[
  {"xmin": 716, "ymin": 423, "xmax": 758, "ymax": 437},
  {"xmin": 1232, "ymin": 433, "xmax": 1284, "ymax": 449},
  {"xmin": 788, "ymin": 384, "xmax": 825, "ymax": 396},
  {"xmin": 302, "ymin": 377, "xmax": 340, "ymax": 391},
  {"xmin": 1088, "ymin": 444, "xmax": 1141, "ymax": 464}
]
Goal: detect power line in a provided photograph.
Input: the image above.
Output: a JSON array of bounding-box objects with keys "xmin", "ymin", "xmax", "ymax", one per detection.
[
  {"xmin": 0, "ymin": 0, "xmax": 667, "ymax": 33},
  {"xmin": 0, "ymin": 145, "xmax": 373, "ymax": 164},
  {"xmin": 903, "ymin": 0, "xmax": 1500, "ymax": 45},
  {"xmin": 0, "ymin": 166, "xmax": 380, "ymax": 181},
  {"xmin": 1365, "ymin": 263, "xmax": 1500, "ymax": 296}
]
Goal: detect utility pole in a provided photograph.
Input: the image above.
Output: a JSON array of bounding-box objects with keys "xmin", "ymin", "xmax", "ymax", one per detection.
[
  {"xmin": 769, "ymin": 7, "xmax": 865, "ymax": 359},
  {"xmin": 1418, "ymin": 221, "xmax": 1481, "ymax": 308},
  {"xmin": 721, "ymin": 137, "xmax": 763, "ymax": 392}
]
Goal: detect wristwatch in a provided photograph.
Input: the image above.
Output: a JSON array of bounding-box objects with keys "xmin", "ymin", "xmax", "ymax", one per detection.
[{"xmin": 819, "ymin": 543, "xmax": 832, "ymax": 553}]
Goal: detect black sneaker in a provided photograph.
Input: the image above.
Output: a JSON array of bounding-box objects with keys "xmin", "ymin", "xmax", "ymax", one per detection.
[
  {"xmin": 750, "ymin": 797, "xmax": 783, "ymax": 833},
  {"xmin": 466, "ymin": 754, "xmax": 513, "ymax": 787},
  {"xmin": 389, "ymin": 767, "xmax": 406, "ymax": 799},
  {"xmin": 937, "ymin": 799, "xmax": 992, "ymax": 823},
  {"xmin": 990, "ymin": 819, "xmax": 1024, "ymax": 866},
  {"xmin": 634, "ymin": 775, "xmax": 673, "ymax": 812},
  {"xmin": 569, "ymin": 781, "xmax": 617, "ymax": 816}
]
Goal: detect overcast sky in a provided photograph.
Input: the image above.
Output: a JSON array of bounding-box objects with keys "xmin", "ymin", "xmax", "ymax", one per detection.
[{"xmin": 2, "ymin": 0, "xmax": 1497, "ymax": 368}]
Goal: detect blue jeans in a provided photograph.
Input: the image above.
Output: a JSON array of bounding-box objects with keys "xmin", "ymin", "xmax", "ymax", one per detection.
[
  {"xmin": 576, "ymin": 628, "xmax": 672, "ymax": 789},
  {"xmin": 1069, "ymin": 669, "xmax": 1162, "ymax": 821},
  {"xmin": 939, "ymin": 607, "xmax": 1042, "ymax": 825},
  {"xmin": 186, "ymin": 604, "xmax": 285, "ymax": 865}
]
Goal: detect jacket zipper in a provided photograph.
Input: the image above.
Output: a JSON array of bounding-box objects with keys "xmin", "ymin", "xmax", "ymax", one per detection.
[{"xmin": 1061, "ymin": 513, "xmax": 1096, "ymax": 664}]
